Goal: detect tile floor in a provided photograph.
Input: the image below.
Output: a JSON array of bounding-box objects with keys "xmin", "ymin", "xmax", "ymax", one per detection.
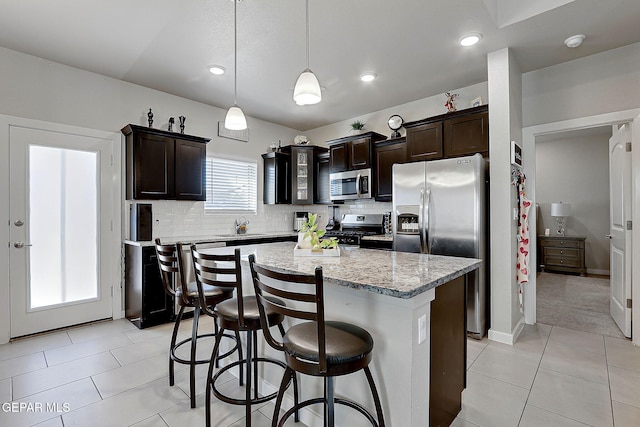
[{"xmin": 1, "ymin": 318, "xmax": 639, "ymax": 426}]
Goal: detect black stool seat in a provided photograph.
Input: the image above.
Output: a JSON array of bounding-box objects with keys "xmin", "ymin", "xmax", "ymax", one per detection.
[
  {"xmin": 215, "ymin": 295, "xmax": 284, "ymax": 330},
  {"xmin": 284, "ymin": 321, "xmax": 373, "ymax": 367},
  {"xmin": 176, "ymin": 281, "xmax": 233, "ymax": 306}
]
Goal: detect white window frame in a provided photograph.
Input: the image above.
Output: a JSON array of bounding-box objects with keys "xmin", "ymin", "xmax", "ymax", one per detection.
[{"xmin": 204, "ymin": 156, "xmax": 258, "ymax": 213}]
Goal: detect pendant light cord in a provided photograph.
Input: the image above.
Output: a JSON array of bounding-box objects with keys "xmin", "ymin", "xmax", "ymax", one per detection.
[
  {"xmin": 305, "ymin": 0, "xmax": 310, "ymax": 69},
  {"xmin": 233, "ymin": 0, "xmax": 238, "ymax": 105}
]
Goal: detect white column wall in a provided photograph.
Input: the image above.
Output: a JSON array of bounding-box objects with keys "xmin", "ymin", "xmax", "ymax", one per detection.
[{"xmin": 487, "ymin": 48, "xmax": 524, "ymax": 344}]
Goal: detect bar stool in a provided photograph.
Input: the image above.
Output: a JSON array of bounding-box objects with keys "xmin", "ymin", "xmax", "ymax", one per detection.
[
  {"xmin": 155, "ymin": 239, "xmax": 237, "ymax": 408},
  {"xmin": 249, "ymin": 254, "xmax": 385, "ymax": 427},
  {"xmin": 189, "ymin": 245, "xmax": 298, "ymax": 427}
]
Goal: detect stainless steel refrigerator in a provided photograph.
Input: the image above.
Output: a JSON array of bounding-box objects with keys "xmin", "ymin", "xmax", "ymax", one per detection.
[{"xmin": 392, "ymin": 154, "xmax": 487, "ymax": 338}]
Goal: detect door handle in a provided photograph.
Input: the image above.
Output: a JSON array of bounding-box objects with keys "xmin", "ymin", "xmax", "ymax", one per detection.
[
  {"xmin": 424, "ymin": 187, "xmax": 431, "ymax": 254},
  {"xmin": 605, "ymin": 235, "xmax": 612, "ymax": 239},
  {"xmin": 14, "ymin": 242, "xmax": 33, "ymax": 248},
  {"xmin": 418, "ymin": 187, "xmax": 425, "ymax": 253}
]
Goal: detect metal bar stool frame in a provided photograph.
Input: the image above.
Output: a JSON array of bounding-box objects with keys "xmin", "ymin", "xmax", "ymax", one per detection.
[
  {"xmin": 155, "ymin": 239, "xmax": 238, "ymax": 408},
  {"xmin": 249, "ymin": 254, "xmax": 385, "ymax": 427},
  {"xmin": 189, "ymin": 245, "xmax": 298, "ymax": 427}
]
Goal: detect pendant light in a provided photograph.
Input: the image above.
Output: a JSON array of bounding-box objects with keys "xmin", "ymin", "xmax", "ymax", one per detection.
[
  {"xmin": 293, "ymin": 0, "xmax": 321, "ymax": 106},
  {"xmin": 224, "ymin": 0, "xmax": 247, "ymax": 130}
]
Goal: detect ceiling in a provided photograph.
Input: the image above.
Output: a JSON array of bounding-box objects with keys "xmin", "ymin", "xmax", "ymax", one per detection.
[{"xmin": 1, "ymin": 0, "xmax": 639, "ymax": 131}]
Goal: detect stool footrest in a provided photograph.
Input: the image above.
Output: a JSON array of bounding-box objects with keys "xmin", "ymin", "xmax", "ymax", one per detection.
[
  {"xmin": 211, "ymin": 357, "xmax": 289, "ymax": 405},
  {"xmin": 278, "ymin": 396, "xmax": 380, "ymax": 427},
  {"xmin": 171, "ymin": 333, "xmax": 239, "ymax": 365}
]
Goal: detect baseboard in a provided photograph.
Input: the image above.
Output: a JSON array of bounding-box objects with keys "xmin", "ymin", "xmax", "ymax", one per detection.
[
  {"xmin": 587, "ymin": 269, "xmax": 610, "ymax": 276},
  {"xmin": 488, "ymin": 317, "xmax": 525, "ymax": 345}
]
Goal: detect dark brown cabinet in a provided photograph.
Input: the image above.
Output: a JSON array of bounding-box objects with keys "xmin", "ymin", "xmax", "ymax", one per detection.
[
  {"xmin": 329, "ymin": 144, "xmax": 348, "ymax": 173},
  {"xmin": 443, "ymin": 109, "xmax": 489, "ymax": 158},
  {"xmin": 405, "ymin": 121, "xmax": 443, "ymax": 162},
  {"xmin": 263, "ymin": 145, "xmax": 328, "ymax": 205},
  {"xmin": 125, "ymin": 243, "xmax": 174, "ymax": 329},
  {"xmin": 262, "ymin": 151, "xmax": 291, "ymax": 204},
  {"xmin": 315, "ymin": 151, "xmax": 331, "ymax": 204},
  {"xmin": 374, "ymin": 138, "xmax": 407, "ymax": 202},
  {"xmin": 123, "ymin": 124, "xmax": 210, "ymax": 201},
  {"xmin": 404, "ymin": 105, "xmax": 489, "ymax": 162},
  {"xmin": 327, "ymin": 132, "xmax": 387, "ymax": 173},
  {"xmin": 430, "ymin": 275, "xmax": 467, "ymax": 427}
]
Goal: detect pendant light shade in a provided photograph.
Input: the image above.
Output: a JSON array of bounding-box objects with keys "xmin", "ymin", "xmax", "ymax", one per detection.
[
  {"xmin": 225, "ymin": 0, "xmax": 247, "ymax": 130},
  {"xmin": 293, "ymin": 0, "xmax": 321, "ymax": 105},
  {"xmin": 224, "ymin": 104, "xmax": 247, "ymax": 130},
  {"xmin": 293, "ymin": 68, "xmax": 321, "ymax": 105}
]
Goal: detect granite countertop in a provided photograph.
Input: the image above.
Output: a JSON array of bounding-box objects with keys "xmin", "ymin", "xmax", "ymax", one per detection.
[
  {"xmin": 205, "ymin": 241, "xmax": 481, "ymax": 299},
  {"xmin": 123, "ymin": 232, "xmax": 298, "ymax": 247}
]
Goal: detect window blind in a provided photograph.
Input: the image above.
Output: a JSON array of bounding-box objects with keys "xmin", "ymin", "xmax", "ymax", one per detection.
[{"xmin": 205, "ymin": 157, "xmax": 257, "ymax": 212}]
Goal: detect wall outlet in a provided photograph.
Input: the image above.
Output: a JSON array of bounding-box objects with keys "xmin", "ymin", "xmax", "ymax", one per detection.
[{"xmin": 418, "ymin": 314, "xmax": 427, "ymax": 344}]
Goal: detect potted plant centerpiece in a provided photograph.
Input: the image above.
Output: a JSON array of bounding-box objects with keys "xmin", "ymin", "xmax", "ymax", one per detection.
[{"xmin": 295, "ymin": 213, "xmax": 340, "ymax": 256}]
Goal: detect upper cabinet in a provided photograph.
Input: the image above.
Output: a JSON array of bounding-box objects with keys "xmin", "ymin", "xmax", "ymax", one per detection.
[
  {"xmin": 262, "ymin": 145, "xmax": 329, "ymax": 205},
  {"xmin": 374, "ymin": 137, "xmax": 407, "ymax": 202},
  {"xmin": 404, "ymin": 105, "xmax": 489, "ymax": 162},
  {"xmin": 314, "ymin": 151, "xmax": 331, "ymax": 204},
  {"xmin": 405, "ymin": 121, "xmax": 443, "ymax": 162},
  {"xmin": 443, "ymin": 108, "xmax": 489, "ymax": 158},
  {"xmin": 122, "ymin": 124, "xmax": 210, "ymax": 201},
  {"xmin": 327, "ymin": 131, "xmax": 387, "ymax": 173},
  {"xmin": 262, "ymin": 151, "xmax": 291, "ymax": 205}
]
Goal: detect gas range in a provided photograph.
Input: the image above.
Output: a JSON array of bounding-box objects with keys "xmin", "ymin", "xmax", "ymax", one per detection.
[{"xmin": 324, "ymin": 214, "xmax": 384, "ymax": 245}]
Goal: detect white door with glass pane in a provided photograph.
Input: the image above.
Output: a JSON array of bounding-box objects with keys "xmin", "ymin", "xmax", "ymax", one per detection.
[{"xmin": 9, "ymin": 126, "xmax": 114, "ymax": 337}]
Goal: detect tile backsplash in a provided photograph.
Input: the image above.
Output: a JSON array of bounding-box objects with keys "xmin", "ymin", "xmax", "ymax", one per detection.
[{"xmin": 125, "ymin": 199, "xmax": 391, "ymax": 240}]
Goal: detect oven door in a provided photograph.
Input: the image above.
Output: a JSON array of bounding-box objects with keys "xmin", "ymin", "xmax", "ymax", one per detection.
[{"xmin": 330, "ymin": 168, "xmax": 371, "ymax": 201}]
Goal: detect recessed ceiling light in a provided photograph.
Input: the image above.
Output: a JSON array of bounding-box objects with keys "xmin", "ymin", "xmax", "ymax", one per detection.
[
  {"xmin": 360, "ymin": 72, "xmax": 377, "ymax": 82},
  {"xmin": 458, "ymin": 33, "xmax": 482, "ymax": 47},
  {"xmin": 208, "ymin": 65, "xmax": 225, "ymax": 75},
  {"xmin": 564, "ymin": 34, "xmax": 585, "ymax": 48}
]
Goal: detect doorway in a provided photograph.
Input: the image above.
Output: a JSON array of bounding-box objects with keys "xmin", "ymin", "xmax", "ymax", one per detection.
[
  {"xmin": 2, "ymin": 119, "xmax": 121, "ymax": 339},
  {"xmin": 522, "ymin": 108, "xmax": 640, "ymax": 345},
  {"xmin": 533, "ymin": 127, "xmax": 622, "ymax": 336}
]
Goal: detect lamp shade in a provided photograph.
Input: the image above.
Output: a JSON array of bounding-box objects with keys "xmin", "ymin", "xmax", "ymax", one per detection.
[
  {"xmin": 551, "ymin": 202, "xmax": 571, "ymax": 217},
  {"xmin": 224, "ymin": 104, "xmax": 247, "ymax": 130},
  {"xmin": 293, "ymin": 69, "xmax": 321, "ymax": 105}
]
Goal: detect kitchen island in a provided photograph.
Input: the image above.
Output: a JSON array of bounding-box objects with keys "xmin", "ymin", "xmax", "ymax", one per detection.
[{"xmin": 203, "ymin": 241, "xmax": 481, "ymax": 427}]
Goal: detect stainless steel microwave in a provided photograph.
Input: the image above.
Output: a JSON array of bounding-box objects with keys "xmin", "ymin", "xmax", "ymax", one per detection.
[{"xmin": 330, "ymin": 168, "xmax": 372, "ymax": 201}]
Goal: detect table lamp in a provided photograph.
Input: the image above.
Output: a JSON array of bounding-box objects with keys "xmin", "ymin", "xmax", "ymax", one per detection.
[{"xmin": 551, "ymin": 202, "xmax": 571, "ymax": 236}]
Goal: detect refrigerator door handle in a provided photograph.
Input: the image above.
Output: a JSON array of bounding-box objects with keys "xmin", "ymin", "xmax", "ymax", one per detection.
[
  {"xmin": 424, "ymin": 187, "xmax": 431, "ymax": 254},
  {"xmin": 419, "ymin": 186, "xmax": 425, "ymax": 253}
]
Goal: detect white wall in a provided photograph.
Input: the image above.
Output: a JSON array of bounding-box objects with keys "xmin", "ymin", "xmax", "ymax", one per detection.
[
  {"xmin": 305, "ymin": 82, "xmax": 489, "ymax": 147},
  {"xmin": 535, "ymin": 132, "xmax": 611, "ymax": 274},
  {"xmin": 522, "ymin": 42, "xmax": 640, "ymax": 128},
  {"xmin": 0, "ymin": 47, "xmax": 306, "ymax": 342}
]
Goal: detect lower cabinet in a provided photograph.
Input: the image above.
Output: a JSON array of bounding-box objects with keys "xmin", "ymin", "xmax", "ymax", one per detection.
[{"xmin": 125, "ymin": 244, "xmax": 174, "ymax": 329}]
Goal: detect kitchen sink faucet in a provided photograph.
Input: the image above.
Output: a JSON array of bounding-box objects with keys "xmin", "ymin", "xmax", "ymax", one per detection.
[{"xmin": 234, "ymin": 217, "xmax": 249, "ymax": 234}]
